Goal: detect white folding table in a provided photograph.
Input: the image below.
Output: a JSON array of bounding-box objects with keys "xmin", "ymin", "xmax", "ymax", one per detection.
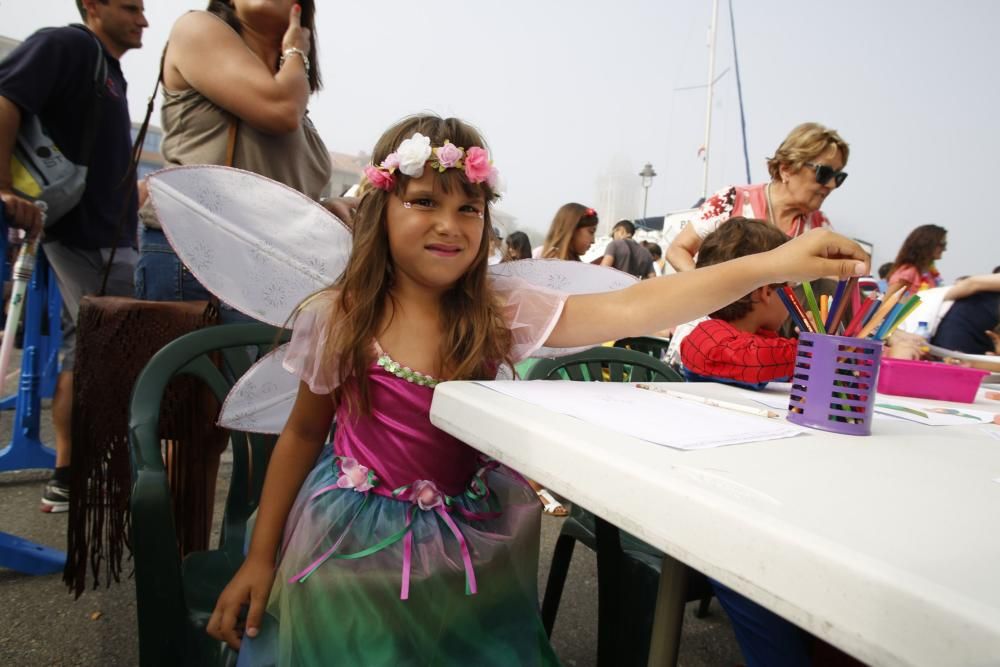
[{"xmin": 430, "ymin": 381, "xmax": 1000, "ymax": 666}]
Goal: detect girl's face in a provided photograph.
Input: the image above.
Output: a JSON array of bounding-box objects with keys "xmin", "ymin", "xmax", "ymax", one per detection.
[
  {"xmin": 571, "ymin": 224, "xmax": 597, "ymax": 257},
  {"xmin": 385, "ymin": 170, "xmax": 487, "ymax": 293}
]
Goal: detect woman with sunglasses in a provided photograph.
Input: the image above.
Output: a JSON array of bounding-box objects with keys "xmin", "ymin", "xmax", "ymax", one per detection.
[{"xmin": 666, "ymin": 122, "xmax": 849, "ymax": 272}]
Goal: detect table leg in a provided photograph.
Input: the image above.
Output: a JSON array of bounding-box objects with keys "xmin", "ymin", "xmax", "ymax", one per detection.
[
  {"xmin": 646, "ymin": 552, "xmax": 688, "ymax": 667},
  {"xmin": 595, "ymin": 516, "xmax": 623, "ymax": 667}
]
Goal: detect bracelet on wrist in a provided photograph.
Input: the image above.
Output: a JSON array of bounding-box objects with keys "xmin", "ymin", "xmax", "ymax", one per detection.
[{"xmin": 280, "ymin": 47, "xmax": 310, "ymax": 78}]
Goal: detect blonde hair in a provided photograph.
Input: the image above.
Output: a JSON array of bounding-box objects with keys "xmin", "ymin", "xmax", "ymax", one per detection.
[
  {"xmin": 767, "ymin": 122, "xmax": 850, "ymax": 181},
  {"xmin": 540, "ymin": 203, "xmax": 598, "ymax": 261},
  {"xmin": 298, "ymin": 114, "xmax": 510, "ymax": 414}
]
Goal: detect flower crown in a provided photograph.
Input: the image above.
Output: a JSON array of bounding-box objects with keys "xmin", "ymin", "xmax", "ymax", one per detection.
[{"xmin": 363, "ymin": 132, "xmax": 503, "ymax": 194}]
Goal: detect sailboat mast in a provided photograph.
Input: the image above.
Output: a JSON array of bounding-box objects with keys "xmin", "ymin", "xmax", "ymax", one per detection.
[{"xmin": 700, "ymin": 0, "xmax": 720, "ymax": 201}]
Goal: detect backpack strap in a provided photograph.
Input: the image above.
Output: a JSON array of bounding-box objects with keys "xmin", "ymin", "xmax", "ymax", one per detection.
[{"xmin": 68, "ymin": 24, "xmax": 107, "ymax": 169}]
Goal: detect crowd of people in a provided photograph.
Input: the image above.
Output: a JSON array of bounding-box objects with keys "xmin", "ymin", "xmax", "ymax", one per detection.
[{"xmin": 0, "ymin": 2, "xmax": 995, "ymax": 667}]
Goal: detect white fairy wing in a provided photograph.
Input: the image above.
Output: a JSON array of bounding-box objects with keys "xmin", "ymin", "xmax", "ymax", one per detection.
[
  {"xmin": 146, "ymin": 166, "xmax": 351, "ymax": 326},
  {"xmin": 488, "ymin": 259, "xmax": 638, "ymax": 358},
  {"xmin": 218, "ymin": 346, "xmax": 296, "ymax": 434}
]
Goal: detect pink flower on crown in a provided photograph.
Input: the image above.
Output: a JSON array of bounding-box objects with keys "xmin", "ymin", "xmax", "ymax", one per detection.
[
  {"xmin": 410, "ymin": 479, "xmax": 444, "ymax": 511},
  {"xmin": 463, "ymin": 146, "xmax": 492, "ymax": 184},
  {"xmin": 381, "ymin": 152, "xmax": 400, "ymax": 171},
  {"xmin": 396, "ymin": 132, "xmax": 433, "ymax": 178},
  {"xmin": 336, "ymin": 457, "xmax": 374, "ymax": 492},
  {"xmin": 364, "ymin": 165, "xmax": 395, "ymax": 192},
  {"xmin": 433, "ymin": 142, "xmax": 464, "ymax": 170}
]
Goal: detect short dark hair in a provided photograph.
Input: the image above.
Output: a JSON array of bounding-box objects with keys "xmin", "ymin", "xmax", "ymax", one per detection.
[
  {"xmin": 76, "ymin": 0, "xmax": 108, "ymax": 21},
  {"xmin": 613, "ymin": 219, "xmax": 635, "ymax": 236},
  {"xmin": 878, "ymin": 262, "xmax": 893, "ymax": 279},
  {"xmin": 696, "ymin": 217, "xmax": 790, "ymax": 321},
  {"xmin": 641, "ymin": 240, "xmax": 662, "ymax": 260}
]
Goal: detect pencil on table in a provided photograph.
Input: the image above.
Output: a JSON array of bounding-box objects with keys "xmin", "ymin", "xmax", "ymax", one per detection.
[{"xmin": 635, "ymin": 384, "xmax": 781, "ymax": 419}]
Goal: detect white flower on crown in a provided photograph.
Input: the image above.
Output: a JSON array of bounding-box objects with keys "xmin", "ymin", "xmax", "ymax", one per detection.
[{"xmin": 396, "ymin": 133, "xmax": 433, "ymax": 178}]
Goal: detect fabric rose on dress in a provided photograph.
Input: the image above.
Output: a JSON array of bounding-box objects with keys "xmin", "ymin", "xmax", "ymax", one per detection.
[
  {"xmin": 364, "ymin": 165, "xmax": 395, "ymax": 192},
  {"xmin": 433, "ymin": 142, "xmax": 464, "ymax": 171},
  {"xmin": 463, "ymin": 146, "xmax": 491, "ymax": 184},
  {"xmin": 410, "ymin": 479, "xmax": 444, "ymax": 511},
  {"xmin": 396, "ymin": 133, "xmax": 433, "ymax": 178},
  {"xmin": 336, "ymin": 457, "xmax": 374, "ymax": 492}
]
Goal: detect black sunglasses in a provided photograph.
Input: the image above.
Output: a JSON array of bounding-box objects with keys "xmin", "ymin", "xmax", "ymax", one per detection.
[{"xmin": 803, "ymin": 162, "xmax": 848, "ymax": 188}]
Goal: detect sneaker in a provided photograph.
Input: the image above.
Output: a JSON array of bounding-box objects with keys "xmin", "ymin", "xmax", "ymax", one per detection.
[{"xmin": 40, "ymin": 480, "xmax": 70, "ymax": 513}]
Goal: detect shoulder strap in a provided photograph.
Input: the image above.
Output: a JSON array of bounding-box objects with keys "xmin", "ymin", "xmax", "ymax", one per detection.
[
  {"xmin": 69, "ymin": 24, "xmax": 107, "ymax": 168},
  {"xmin": 98, "ymin": 44, "xmax": 166, "ymax": 295}
]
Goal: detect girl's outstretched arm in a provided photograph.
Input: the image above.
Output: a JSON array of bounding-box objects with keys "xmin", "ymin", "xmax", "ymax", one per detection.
[
  {"xmin": 206, "ymin": 382, "xmax": 335, "ymax": 650},
  {"xmin": 547, "ymin": 228, "xmax": 869, "ymax": 348}
]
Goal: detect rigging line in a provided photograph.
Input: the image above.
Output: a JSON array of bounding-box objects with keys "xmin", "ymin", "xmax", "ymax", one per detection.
[{"xmin": 729, "ymin": 0, "xmax": 752, "ymax": 184}]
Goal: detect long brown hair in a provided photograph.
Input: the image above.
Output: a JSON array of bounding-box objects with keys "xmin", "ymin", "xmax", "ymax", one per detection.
[
  {"xmin": 302, "ymin": 114, "xmax": 509, "ymax": 413},
  {"xmin": 892, "ymin": 224, "xmax": 947, "ymax": 272},
  {"xmin": 541, "ymin": 203, "xmax": 598, "ymax": 260}
]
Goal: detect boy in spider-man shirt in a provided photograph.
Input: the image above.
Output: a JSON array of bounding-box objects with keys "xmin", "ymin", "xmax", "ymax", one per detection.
[{"xmin": 680, "ymin": 217, "xmax": 796, "ymax": 389}]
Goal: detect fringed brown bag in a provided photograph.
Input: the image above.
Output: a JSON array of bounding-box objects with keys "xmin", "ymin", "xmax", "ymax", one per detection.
[{"xmin": 64, "ymin": 297, "xmax": 221, "ymax": 595}]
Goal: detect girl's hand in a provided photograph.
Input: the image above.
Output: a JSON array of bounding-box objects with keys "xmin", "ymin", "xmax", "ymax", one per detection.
[
  {"xmin": 206, "ymin": 556, "xmax": 276, "ymax": 650},
  {"xmin": 766, "ymin": 228, "xmax": 869, "ymax": 284},
  {"xmin": 282, "ymin": 4, "xmax": 311, "ymax": 55}
]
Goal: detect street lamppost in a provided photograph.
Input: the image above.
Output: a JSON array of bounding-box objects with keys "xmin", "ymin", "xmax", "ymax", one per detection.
[{"xmin": 639, "ymin": 162, "xmax": 657, "ymax": 222}]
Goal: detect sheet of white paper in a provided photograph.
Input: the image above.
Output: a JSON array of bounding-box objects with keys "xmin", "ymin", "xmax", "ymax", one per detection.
[
  {"xmin": 981, "ymin": 427, "xmax": 1000, "ymax": 440},
  {"xmin": 474, "ymin": 381, "xmax": 805, "ymax": 450},
  {"xmin": 872, "ymin": 397, "xmax": 997, "ymax": 426}
]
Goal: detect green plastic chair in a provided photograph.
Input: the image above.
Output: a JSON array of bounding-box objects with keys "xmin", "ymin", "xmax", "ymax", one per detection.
[
  {"xmin": 527, "ymin": 346, "xmax": 711, "ymax": 666},
  {"xmin": 613, "ymin": 335, "xmax": 672, "ymax": 360},
  {"xmin": 129, "ymin": 323, "xmax": 291, "ymax": 667}
]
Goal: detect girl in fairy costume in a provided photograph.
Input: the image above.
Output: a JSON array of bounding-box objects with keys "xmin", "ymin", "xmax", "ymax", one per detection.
[{"xmin": 208, "ymin": 114, "xmax": 870, "ymax": 665}]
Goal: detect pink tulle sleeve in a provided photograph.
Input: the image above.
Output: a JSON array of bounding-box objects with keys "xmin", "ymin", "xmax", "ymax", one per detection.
[
  {"xmin": 282, "ymin": 292, "xmax": 339, "ymax": 395},
  {"xmin": 491, "ymin": 275, "xmax": 568, "ymax": 362}
]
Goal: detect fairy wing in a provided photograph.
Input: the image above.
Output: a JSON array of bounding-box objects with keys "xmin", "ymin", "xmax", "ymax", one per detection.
[{"xmin": 146, "ymin": 165, "xmax": 351, "ymax": 326}]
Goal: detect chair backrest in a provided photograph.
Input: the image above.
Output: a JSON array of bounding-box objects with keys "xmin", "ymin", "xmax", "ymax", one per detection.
[
  {"xmin": 129, "ymin": 323, "xmax": 290, "ymax": 666},
  {"xmin": 613, "ymin": 335, "xmax": 671, "ymax": 360},
  {"xmin": 526, "ymin": 345, "xmax": 683, "ymax": 383}
]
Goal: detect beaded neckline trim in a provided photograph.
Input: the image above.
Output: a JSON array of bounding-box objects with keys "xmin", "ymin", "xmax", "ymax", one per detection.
[{"xmin": 376, "ymin": 354, "xmax": 440, "ymax": 387}]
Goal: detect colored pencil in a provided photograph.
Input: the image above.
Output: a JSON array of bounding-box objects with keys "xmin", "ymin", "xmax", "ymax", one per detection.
[
  {"xmin": 635, "ymin": 384, "xmax": 781, "ymax": 419},
  {"xmin": 826, "ymin": 277, "xmax": 855, "ymax": 335},
  {"xmin": 850, "ymin": 278, "xmax": 862, "ymax": 317},
  {"xmin": 879, "ymin": 295, "xmax": 922, "ymax": 340},
  {"xmin": 782, "ymin": 286, "xmax": 814, "ymax": 333},
  {"xmin": 801, "ymin": 281, "xmax": 825, "ymax": 334},
  {"xmin": 843, "ymin": 294, "xmax": 877, "ymax": 337},
  {"xmin": 820, "ymin": 294, "xmax": 829, "ymax": 326},
  {"xmin": 873, "ymin": 300, "xmax": 907, "ymax": 340},
  {"xmin": 856, "ymin": 288, "xmax": 905, "ymax": 339},
  {"xmin": 776, "ymin": 287, "xmax": 809, "ymax": 332}
]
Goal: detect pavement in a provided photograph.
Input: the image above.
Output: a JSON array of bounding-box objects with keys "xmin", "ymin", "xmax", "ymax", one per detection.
[{"xmin": 0, "ymin": 396, "xmax": 742, "ymax": 666}]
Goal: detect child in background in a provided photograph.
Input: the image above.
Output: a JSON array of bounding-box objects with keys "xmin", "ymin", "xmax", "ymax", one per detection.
[
  {"xmin": 207, "ymin": 114, "xmax": 869, "ymax": 665},
  {"xmin": 680, "ymin": 217, "xmax": 797, "ymax": 389},
  {"xmin": 537, "ymin": 203, "xmax": 598, "ymax": 260},
  {"xmin": 887, "ymin": 224, "xmax": 947, "ymax": 293},
  {"xmin": 504, "ymin": 230, "xmax": 533, "ymax": 260}
]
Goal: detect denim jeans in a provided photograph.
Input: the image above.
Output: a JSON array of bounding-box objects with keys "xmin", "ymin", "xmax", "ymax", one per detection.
[{"xmin": 135, "ymin": 226, "xmax": 253, "ymax": 324}]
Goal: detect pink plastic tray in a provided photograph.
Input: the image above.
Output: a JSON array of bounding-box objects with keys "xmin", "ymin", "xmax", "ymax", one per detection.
[{"xmin": 877, "ymin": 357, "xmax": 989, "ymax": 403}]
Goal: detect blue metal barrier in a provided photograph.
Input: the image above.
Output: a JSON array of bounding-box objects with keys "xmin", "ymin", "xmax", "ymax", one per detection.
[{"xmin": 0, "ymin": 203, "xmax": 66, "ymax": 575}]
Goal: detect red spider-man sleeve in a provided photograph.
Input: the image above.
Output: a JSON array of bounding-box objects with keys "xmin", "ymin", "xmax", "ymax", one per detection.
[{"xmin": 679, "ymin": 319, "xmax": 797, "ymax": 384}]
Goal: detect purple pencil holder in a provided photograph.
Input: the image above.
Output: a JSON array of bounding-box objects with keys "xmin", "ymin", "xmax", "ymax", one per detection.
[{"xmin": 786, "ymin": 332, "xmax": 883, "ymax": 436}]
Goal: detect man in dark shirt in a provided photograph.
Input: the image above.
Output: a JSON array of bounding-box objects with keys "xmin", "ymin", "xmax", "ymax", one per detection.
[
  {"xmin": 0, "ymin": 0, "xmax": 147, "ymax": 512},
  {"xmin": 599, "ymin": 219, "xmax": 655, "ymax": 279},
  {"xmin": 932, "ymin": 291, "xmax": 1000, "ymax": 355}
]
